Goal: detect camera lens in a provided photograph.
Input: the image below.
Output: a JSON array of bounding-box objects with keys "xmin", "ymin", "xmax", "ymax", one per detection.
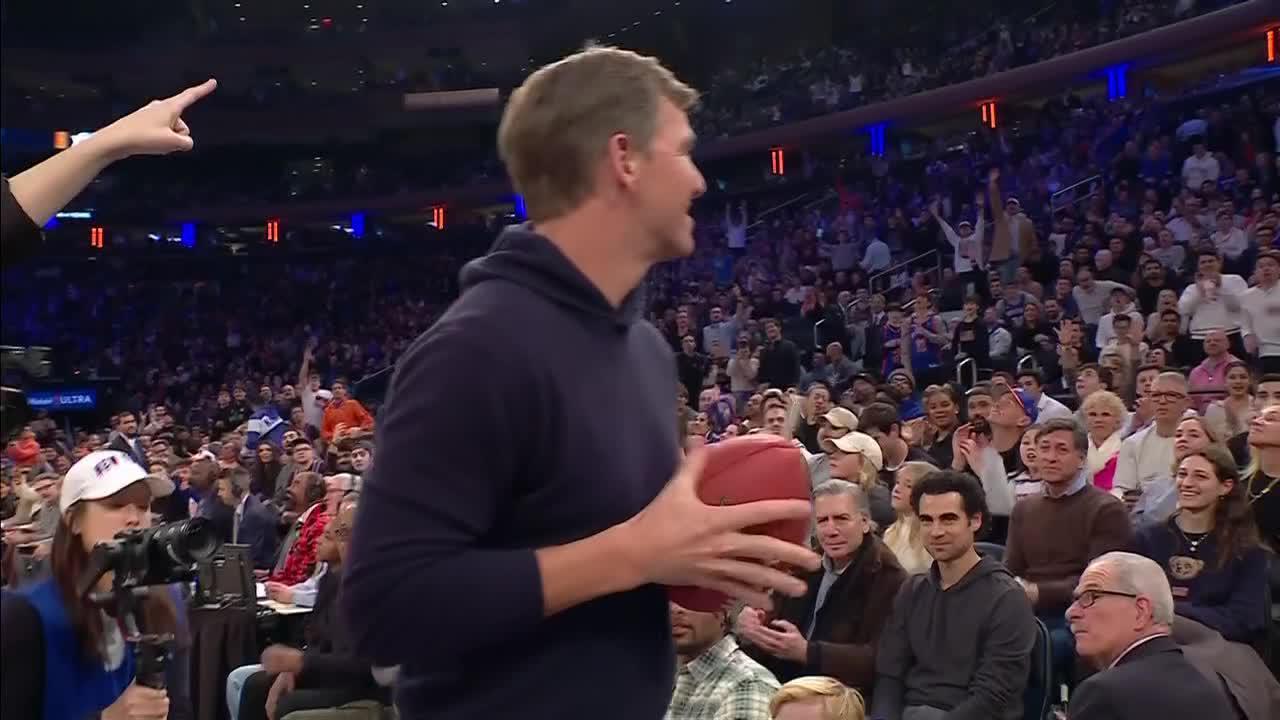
[{"xmin": 150, "ymin": 518, "xmax": 219, "ymax": 566}]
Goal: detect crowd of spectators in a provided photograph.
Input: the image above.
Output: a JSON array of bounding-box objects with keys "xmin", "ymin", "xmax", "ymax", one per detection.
[
  {"xmin": 692, "ymin": 0, "xmax": 1247, "ymax": 138},
  {"xmin": 4, "ymin": 12, "xmax": 1280, "ymax": 720}
]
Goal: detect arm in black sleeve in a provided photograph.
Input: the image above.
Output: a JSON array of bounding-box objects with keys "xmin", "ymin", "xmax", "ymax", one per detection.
[
  {"xmin": 341, "ymin": 321, "xmax": 544, "ymax": 668},
  {"xmin": 1, "ymin": 590, "xmax": 45, "ymax": 719},
  {"xmin": 1, "ymin": 176, "xmax": 44, "ymax": 267},
  {"xmin": 298, "ymin": 651, "xmax": 375, "ymax": 688}
]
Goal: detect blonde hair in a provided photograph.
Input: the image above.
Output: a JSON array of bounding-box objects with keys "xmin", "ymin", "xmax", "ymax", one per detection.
[
  {"xmin": 769, "ymin": 676, "xmax": 866, "ymax": 720},
  {"xmin": 1081, "ymin": 389, "xmax": 1126, "ymax": 435},
  {"xmin": 497, "ymin": 46, "xmax": 699, "ymax": 222},
  {"xmin": 892, "ymin": 461, "xmax": 940, "ymax": 538}
]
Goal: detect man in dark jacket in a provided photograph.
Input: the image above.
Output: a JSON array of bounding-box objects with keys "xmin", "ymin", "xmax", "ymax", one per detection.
[
  {"xmin": 1065, "ymin": 552, "xmax": 1236, "ymax": 720},
  {"xmin": 235, "ymin": 501, "xmax": 388, "ymax": 720},
  {"xmin": 872, "ymin": 471, "xmax": 1036, "ymax": 720},
  {"xmin": 215, "ymin": 467, "xmax": 279, "ymax": 570},
  {"xmin": 758, "ymin": 318, "xmax": 801, "ymax": 390},
  {"xmin": 738, "ymin": 479, "xmax": 906, "ymax": 699}
]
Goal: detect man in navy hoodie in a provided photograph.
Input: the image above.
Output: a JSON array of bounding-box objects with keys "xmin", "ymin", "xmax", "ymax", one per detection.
[{"xmin": 342, "ymin": 46, "xmax": 820, "ymax": 720}]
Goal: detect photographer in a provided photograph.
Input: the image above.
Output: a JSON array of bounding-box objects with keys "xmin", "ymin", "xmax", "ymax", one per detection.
[{"xmin": 1, "ymin": 450, "xmax": 189, "ymax": 720}]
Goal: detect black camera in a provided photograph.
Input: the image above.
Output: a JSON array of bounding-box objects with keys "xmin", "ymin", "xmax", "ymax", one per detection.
[{"xmin": 79, "ymin": 518, "xmax": 220, "ymax": 598}]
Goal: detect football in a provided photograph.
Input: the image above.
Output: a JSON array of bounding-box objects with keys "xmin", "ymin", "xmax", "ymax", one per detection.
[{"xmin": 666, "ymin": 433, "xmax": 813, "ymax": 613}]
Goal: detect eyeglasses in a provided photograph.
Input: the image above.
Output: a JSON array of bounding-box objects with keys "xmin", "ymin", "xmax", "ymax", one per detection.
[
  {"xmin": 1149, "ymin": 391, "xmax": 1188, "ymax": 402},
  {"xmin": 1071, "ymin": 589, "xmax": 1138, "ymax": 609}
]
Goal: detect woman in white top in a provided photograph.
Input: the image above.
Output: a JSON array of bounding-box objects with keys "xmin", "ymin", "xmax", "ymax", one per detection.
[
  {"xmin": 883, "ymin": 460, "xmax": 939, "ymax": 575},
  {"xmin": 1203, "ymin": 361, "xmax": 1254, "ymax": 441}
]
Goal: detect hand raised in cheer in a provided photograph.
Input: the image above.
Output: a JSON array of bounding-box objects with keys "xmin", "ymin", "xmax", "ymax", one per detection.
[{"xmin": 617, "ymin": 441, "xmax": 820, "ymax": 612}]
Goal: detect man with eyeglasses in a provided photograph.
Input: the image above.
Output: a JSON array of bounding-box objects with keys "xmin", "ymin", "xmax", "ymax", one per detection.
[
  {"xmin": 1113, "ymin": 372, "xmax": 1189, "ymax": 517},
  {"xmin": 1065, "ymin": 552, "xmax": 1233, "ymax": 719}
]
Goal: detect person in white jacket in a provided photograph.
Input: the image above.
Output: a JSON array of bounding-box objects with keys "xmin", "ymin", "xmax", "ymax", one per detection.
[
  {"xmin": 929, "ymin": 199, "xmax": 986, "ymax": 299},
  {"xmin": 1110, "ymin": 372, "xmax": 1191, "ymax": 517},
  {"xmin": 1177, "ymin": 249, "xmax": 1247, "ymax": 350}
]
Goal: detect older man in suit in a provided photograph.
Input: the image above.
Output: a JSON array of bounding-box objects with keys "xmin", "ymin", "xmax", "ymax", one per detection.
[{"xmin": 1066, "ymin": 552, "xmax": 1234, "ymax": 719}]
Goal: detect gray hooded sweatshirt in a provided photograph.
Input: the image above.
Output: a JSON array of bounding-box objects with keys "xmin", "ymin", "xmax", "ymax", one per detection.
[{"xmin": 871, "ymin": 555, "xmax": 1036, "ymax": 720}]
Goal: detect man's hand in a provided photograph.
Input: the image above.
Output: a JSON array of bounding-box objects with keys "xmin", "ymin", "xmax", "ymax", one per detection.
[
  {"xmin": 950, "ymin": 424, "xmax": 973, "ymax": 471},
  {"xmin": 1244, "ymin": 334, "xmax": 1259, "ymax": 356},
  {"xmin": 90, "ymin": 79, "xmax": 217, "ymax": 162},
  {"xmin": 989, "ymin": 167, "xmax": 1001, "ymax": 184},
  {"xmin": 753, "ymin": 619, "xmax": 809, "ymax": 662},
  {"xmin": 31, "ymin": 539, "xmax": 51, "ymax": 560},
  {"xmin": 101, "ymin": 682, "xmax": 169, "ymax": 720},
  {"xmin": 616, "ymin": 444, "xmax": 819, "ymax": 611},
  {"xmin": 265, "ymin": 582, "xmax": 295, "ymax": 604},
  {"xmin": 261, "ymin": 644, "xmax": 305, "ymax": 674},
  {"xmin": 735, "ymin": 606, "xmax": 768, "ymax": 646},
  {"xmin": 265, "ymin": 671, "xmax": 295, "ymax": 720}
]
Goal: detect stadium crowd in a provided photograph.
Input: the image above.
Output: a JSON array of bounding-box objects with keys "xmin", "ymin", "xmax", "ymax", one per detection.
[{"xmin": 4, "ymin": 15, "xmax": 1280, "ymax": 720}]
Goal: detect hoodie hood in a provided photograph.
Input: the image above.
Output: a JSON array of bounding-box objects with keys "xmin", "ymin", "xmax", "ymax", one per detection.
[{"xmin": 459, "ymin": 224, "xmax": 644, "ymax": 331}]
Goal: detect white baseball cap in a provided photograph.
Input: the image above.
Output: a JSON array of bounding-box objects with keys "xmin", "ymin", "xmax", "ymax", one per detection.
[
  {"xmin": 61, "ymin": 450, "xmax": 175, "ymax": 513},
  {"xmin": 821, "ymin": 431, "xmax": 885, "ymax": 471}
]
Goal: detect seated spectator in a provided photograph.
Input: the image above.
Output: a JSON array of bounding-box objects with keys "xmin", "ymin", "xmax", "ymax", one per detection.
[
  {"xmin": 267, "ymin": 471, "xmax": 329, "ymax": 585},
  {"xmin": 1005, "ymin": 418, "xmax": 1133, "ymax": 678},
  {"xmin": 769, "ymin": 676, "xmax": 866, "ymax": 720},
  {"xmin": 275, "ymin": 439, "xmax": 325, "ymax": 508},
  {"xmin": 667, "ymin": 599, "xmax": 779, "ymax": 720},
  {"xmin": 215, "ymin": 466, "xmax": 279, "ymax": 569},
  {"xmin": 250, "ymin": 442, "xmax": 284, "ymax": 500},
  {"xmin": 1131, "ymin": 447, "xmax": 1267, "ymax": 644},
  {"xmin": 1188, "ymin": 329, "xmax": 1243, "ymax": 412},
  {"xmin": 906, "ymin": 385, "xmax": 956, "ymax": 469},
  {"xmin": 855, "ymin": 403, "xmax": 936, "ymax": 488},
  {"xmin": 1082, "ymin": 390, "xmax": 1127, "ymax": 492},
  {"xmin": 796, "ymin": 384, "xmax": 835, "ymax": 455},
  {"xmin": 350, "ymin": 440, "xmax": 375, "ymax": 483},
  {"xmin": 1203, "ymin": 361, "xmax": 1255, "ymax": 441},
  {"xmin": 1011, "ymin": 425, "xmax": 1043, "ymax": 499},
  {"xmin": 1066, "ymin": 552, "xmax": 1235, "ymax": 719},
  {"xmin": 230, "ymin": 499, "xmax": 390, "ymax": 720},
  {"xmin": 1016, "ymin": 369, "xmax": 1072, "ymax": 422},
  {"xmin": 883, "ymin": 461, "xmax": 939, "ymax": 575},
  {"xmin": 739, "ymin": 480, "xmax": 905, "ymax": 697},
  {"xmin": 1114, "ymin": 372, "xmax": 1191, "ymax": 515},
  {"xmin": 320, "ymin": 379, "xmax": 374, "ymax": 443},
  {"xmin": 871, "ymin": 471, "xmax": 1036, "ymax": 720},
  {"xmin": 821, "ymin": 433, "xmax": 894, "ymax": 530}
]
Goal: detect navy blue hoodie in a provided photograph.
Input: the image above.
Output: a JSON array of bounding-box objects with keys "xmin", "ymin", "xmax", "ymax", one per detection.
[{"xmin": 342, "ymin": 226, "xmax": 681, "ymax": 719}]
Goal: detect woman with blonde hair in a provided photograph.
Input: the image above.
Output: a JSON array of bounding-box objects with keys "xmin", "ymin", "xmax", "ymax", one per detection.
[
  {"xmin": 770, "ymin": 676, "xmax": 866, "ymax": 720},
  {"xmin": 883, "ymin": 461, "xmax": 938, "ymax": 574},
  {"xmin": 1082, "ymin": 390, "xmax": 1127, "ymax": 492}
]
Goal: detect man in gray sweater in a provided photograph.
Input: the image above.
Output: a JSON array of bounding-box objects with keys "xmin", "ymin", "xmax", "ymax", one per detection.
[{"xmin": 871, "ymin": 471, "xmax": 1036, "ymax": 720}]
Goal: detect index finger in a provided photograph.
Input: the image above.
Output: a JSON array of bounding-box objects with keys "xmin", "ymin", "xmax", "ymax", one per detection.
[{"xmin": 167, "ymin": 79, "xmax": 218, "ymax": 112}]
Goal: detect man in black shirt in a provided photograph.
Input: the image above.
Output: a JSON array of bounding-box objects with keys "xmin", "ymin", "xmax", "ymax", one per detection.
[{"xmin": 951, "ymin": 295, "xmax": 990, "ymax": 368}]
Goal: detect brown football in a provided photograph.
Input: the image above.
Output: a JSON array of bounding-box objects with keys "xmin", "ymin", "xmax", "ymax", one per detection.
[{"xmin": 666, "ymin": 433, "xmax": 812, "ymax": 612}]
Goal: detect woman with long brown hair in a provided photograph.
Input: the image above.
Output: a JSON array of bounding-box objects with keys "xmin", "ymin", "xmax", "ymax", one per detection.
[
  {"xmin": 0, "ymin": 450, "xmax": 189, "ymax": 719},
  {"xmin": 1130, "ymin": 446, "xmax": 1268, "ymax": 642}
]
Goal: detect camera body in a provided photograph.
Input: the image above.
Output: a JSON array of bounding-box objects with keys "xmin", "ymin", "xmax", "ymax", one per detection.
[{"xmin": 89, "ymin": 518, "xmax": 219, "ymax": 592}]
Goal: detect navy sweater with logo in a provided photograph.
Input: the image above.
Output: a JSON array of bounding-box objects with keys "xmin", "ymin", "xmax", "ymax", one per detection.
[{"xmin": 342, "ymin": 226, "xmax": 681, "ymax": 719}]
